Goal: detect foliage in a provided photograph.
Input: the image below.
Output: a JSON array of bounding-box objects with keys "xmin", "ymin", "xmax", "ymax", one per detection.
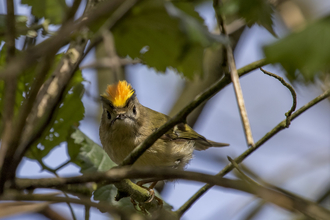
[
  {"xmin": 111, "ymin": 0, "xmax": 227, "ymax": 79},
  {"xmin": 264, "ymin": 16, "xmax": 330, "ymax": 82},
  {"xmin": 21, "ymin": 0, "xmax": 67, "ymax": 24},
  {"xmin": 25, "ymin": 55, "xmax": 85, "ymax": 161},
  {"xmin": 0, "ymin": 0, "xmax": 329, "ymax": 219},
  {"xmin": 0, "ymin": 14, "xmax": 28, "ymax": 41},
  {"xmin": 68, "ymin": 128, "xmax": 116, "ymax": 173},
  {"xmin": 221, "ymin": 0, "xmax": 275, "ymax": 36}
]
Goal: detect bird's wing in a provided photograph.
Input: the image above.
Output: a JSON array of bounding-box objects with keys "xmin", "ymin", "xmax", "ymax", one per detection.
[{"xmin": 161, "ymin": 123, "xmax": 229, "ymax": 150}]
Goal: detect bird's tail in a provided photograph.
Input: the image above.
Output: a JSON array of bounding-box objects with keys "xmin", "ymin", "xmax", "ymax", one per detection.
[{"xmin": 195, "ymin": 139, "xmax": 229, "ymax": 151}]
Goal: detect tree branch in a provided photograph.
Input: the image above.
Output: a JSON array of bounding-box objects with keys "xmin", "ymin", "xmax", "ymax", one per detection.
[
  {"xmin": 0, "ymin": 193, "xmax": 136, "ymax": 220},
  {"xmin": 121, "ymin": 59, "xmax": 267, "ymax": 166},
  {"xmin": 11, "ymin": 166, "xmax": 330, "ymax": 220},
  {"xmin": 0, "ymin": 0, "xmax": 140, "ymax": 194},
  {"xmin": 176, "ymin": 88, "xmax": 330, "ymax": 216}
]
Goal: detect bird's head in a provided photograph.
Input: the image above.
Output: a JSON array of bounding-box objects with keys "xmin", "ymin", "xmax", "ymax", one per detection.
[{"xmin": 100, "ymin": 80, "xmax": 141, "ymax": 128}]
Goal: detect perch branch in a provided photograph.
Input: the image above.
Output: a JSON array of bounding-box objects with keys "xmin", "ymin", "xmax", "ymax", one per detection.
[
  {"xmin": 11, "ymin": 167, "xmax": 330, "ymax": 220},
  {"xmin": 121, "ymin": 59, "xmax": 267, "ymax": 166}
]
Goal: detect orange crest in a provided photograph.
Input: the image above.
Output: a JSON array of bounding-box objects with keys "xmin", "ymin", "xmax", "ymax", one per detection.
[{"xmin": 102, "ymin": 81, "xmax": 135, "ymax": 107}]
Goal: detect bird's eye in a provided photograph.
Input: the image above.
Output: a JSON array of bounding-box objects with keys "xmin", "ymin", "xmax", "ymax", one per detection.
[
  {"xmin": 106, "ymin": 110, "xmax": 111, "ymax": 120},
  {"xmin": 133, "ymin": 106, "xmax": 137, "ymax": 115}
]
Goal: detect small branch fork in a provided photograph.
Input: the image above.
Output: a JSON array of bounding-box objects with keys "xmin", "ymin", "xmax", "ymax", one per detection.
[{"xmin": 260, "ymin": 67, "xmax": 297, "ymax": 127}]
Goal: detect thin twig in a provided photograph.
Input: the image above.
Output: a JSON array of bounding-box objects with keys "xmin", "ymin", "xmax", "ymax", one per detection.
[
  {"xmin": 120, "ymin": 59, "xmax": 267, "ymax": 166},
  {"xmin": 11, "ymin": 166, "xmax": 330, "ymax": 220},
  {"xmin": 227, "ymin": 45, "xmax": 254, "ymax": 146},
  {"xmin": 260, "ymin": 67, "xmax": 297, "ymax": 127},
  {"xmin": 38, "ymin": 160, "xmax": 77, "ymax": 220},
  {"xmin": 176, "ymin": 88, "xmax": 330, "ymax": 217},
  {"xmin": 227, "ymin": 156, "xmax": 260, "ymax": 186},
  {"xmin": 214, "ymin": 0, "xmax": 254, "ymax": 147}
]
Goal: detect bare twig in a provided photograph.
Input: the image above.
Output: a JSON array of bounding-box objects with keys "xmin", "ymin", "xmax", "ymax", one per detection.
[
  {"xmin": 214, "ymin": 0, "xmax": 254, "ymax": 147},
  {"xmin": 176, "ymin": 88, "xmax": 330, "ymax": 216},
  {"xmin": 227, "ymin": 45, "xmax": 254, "ymax": 146},
  {"xmin": 121, "ymin": 59, "xmax": 267, "ymax": 166},
  {"xmin": 38, "ymin": 160, "xmax": 77, "ymax": 220},
  {"xmin": 260, "ymin": 67, "xmax": 297, "ymax": 127},
  {"xmin": 227, "ymin": 156, "xmax": 260, "ymax": 186},
  {"xmin": 11, "ymin": 166, "xmax": 330, "ymax": 220}
]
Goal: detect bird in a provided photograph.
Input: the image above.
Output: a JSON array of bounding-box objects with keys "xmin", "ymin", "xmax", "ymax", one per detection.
[{"xmin": 99, "ymin": 80, "xmax": 229, "ymax": 206}]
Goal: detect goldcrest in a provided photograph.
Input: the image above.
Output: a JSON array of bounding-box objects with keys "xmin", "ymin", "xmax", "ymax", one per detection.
[{"xmin": 99, "ymin": 80, "xmax": 229, "ymax": 170}]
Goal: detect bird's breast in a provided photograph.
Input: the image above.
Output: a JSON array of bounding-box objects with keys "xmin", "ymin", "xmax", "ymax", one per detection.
[{"xmin": 101, "ymin": 122, "xmax": 139, "ymax": 165}]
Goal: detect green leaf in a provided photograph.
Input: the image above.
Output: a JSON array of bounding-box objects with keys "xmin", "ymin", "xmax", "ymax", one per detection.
[
  {"xmin": 112, "ymin": 0, "xmax": 226, "ymax": 79},
  {"xmin": 264, "ymin": 16, "xmax": 330, "ymax": 82},
  {"xmin": 0, "ymin": 14, "xmax": 28, "ymax": 41},
  {"xmin": 68, "ymin": 128, "xmax": 116, "ymax": 173},
  {"xmin": 0, "ymin": 45, "xmax": 35, "ymax": 125},
  {"xmin": 21, "ymin": 0, "xmax": 67, "ymax": 24},
  {"xmin": 26, "ymin": 64, "xmax": 85, "ymax": 161},
  {"xmin": 221, "ymin": 0, "xmax": 275, "ymax": 36}
]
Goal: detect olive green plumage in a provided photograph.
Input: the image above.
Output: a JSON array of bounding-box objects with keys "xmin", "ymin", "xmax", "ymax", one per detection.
[{"xmin": 99, "ymin": 81, "xmax": 229, "ymax": 170}]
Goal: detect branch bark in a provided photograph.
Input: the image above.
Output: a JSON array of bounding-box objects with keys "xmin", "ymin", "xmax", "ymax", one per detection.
[{"xmin": 11, "ymin": 166, "xmax": 330, "ymax": 220}]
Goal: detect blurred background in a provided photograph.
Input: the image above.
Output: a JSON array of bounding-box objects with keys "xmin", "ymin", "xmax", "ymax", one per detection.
[{"xmin": 1, "ymin": 0, "xmax": 330, "ymax": 219}]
